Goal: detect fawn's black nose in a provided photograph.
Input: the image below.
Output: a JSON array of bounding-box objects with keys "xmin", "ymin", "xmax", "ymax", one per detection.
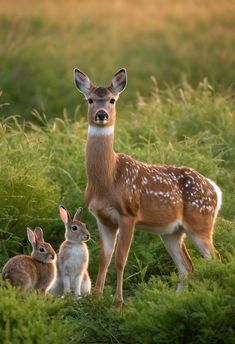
[{"xmin": 95, "ymin": 110, "xmax": 109, "ymax": 122}]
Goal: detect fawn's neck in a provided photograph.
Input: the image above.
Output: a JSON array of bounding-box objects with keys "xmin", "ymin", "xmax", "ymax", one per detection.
[{"xmin": 86, "ymin": 125, "xmax": 117, "ymax": 192}]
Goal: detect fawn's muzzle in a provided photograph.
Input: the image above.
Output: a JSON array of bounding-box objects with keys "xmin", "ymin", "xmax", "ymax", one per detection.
[{"xmin": 95, "ymin": 110, "xmax": 109, "ymax": 122}]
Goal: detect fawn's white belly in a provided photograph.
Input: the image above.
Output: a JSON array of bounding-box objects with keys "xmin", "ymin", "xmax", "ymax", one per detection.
[
  {"xmin": 137, "ymin": 219, "xmax": 182, "ymax": 235},
  {"xmin": 101, "ymin": 205, "xmax": 182, "ymax": 236},
  {"xmin": 90, "ymin": 200, "xmax": 182, "ymax": 236}
]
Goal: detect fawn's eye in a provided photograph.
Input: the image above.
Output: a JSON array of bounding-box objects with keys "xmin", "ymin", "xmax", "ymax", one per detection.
[
  {"xmin": 39, "ymin": 247, "xmax": 45, "ymax": 253},
  {"xmin": 71, "ymin": 225, "xmax": 78, "ymax": 231},
  {"xmin": 110, "ymin": 98, "xmax": 115, "ymax": 104},
  {"xmin": 88, "ymin": 98, "xmax": 93, "ymax": 104}
]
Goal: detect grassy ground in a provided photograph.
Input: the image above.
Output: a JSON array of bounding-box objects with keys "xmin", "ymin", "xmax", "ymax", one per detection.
[{"xmin": 0, "ymin": 1, "xmax": 235, "ymax": 343}]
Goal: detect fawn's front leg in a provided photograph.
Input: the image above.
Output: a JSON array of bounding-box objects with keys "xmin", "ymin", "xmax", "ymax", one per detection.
[
  {"xmin": 95, "ymin": 221, "xmax": 118, "ymax": 294},
  {"xmin": 115, "ymin": 217, "xmax": 135, "ymax": 308}
]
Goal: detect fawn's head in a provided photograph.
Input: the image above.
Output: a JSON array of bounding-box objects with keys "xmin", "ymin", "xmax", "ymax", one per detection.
[{"xmin": 74, "ymin": 68, "xmax": 127, "ymax": 127}]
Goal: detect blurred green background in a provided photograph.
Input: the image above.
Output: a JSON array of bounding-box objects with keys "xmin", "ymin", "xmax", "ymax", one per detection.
[{"xmin": 0, "ymin": 0, "xmax": 235, "ymax": 120}]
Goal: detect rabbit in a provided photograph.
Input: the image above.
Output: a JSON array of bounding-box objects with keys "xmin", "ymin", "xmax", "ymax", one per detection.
[
  {"xmin": 2, "ymin": 227, "xmax": 56, "ymax": 294},
  {"xmin": 50, "ymin": 205, "xmax": 91, "ymax": 298}
]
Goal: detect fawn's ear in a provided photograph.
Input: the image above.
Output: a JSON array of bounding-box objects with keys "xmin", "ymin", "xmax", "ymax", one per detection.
[
  {"xmin": 59, "ymin": 205, "xmax": 71, "ymax": 224},
  {"xmin": 34, "ymin": 227, "xmax": 44, "ymax": 242},
  {"xmin": 74, "ymin": 68, "xmax": 92, "ymax": 97},
  {"xmin": 111, "ymin": 68, "xmax": 127, "ymax": 94},
  {"xmin": 73, "ymin": 207, "xmax": 83, "ymax": 221},
  {"xmin": 27, "ymin": 228, "xmax": 36, "ymax": 246}
]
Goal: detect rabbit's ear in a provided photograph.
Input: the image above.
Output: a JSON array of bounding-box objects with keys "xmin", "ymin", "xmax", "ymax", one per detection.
[
  {"xmin": 73, "ymin": 207, "xmax": 83, "ymax": 221},
  {"xmin": 34, "ymin": 227, "xmax": 44, "ymax": 242},
  {"xmin": 59, "ymin": 205, "xmax": 71, "ymax": 224},
  {"xmin": 27, "ymin": 228, "xmax": 36, "ymax": 246}
]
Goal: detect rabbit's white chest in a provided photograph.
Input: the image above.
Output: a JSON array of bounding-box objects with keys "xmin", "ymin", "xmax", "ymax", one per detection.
[
  {"xmin": 62, "ymin": 246, "xmax": 84, "ymax": 274},
  {"xmin": 58, "ymin": 242, "xmax": 89, "ymax": 293}
]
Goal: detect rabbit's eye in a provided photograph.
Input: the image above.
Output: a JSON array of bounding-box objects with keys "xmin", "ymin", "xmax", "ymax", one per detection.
[
  {"xmin": 71, "ymin": 225, "xmax": 78, "ymax": 231},
  {"xmin": 110, "ymin": 98, "xmax": 115, "ymax": 104},
  {"xmin": 88, "ymin": 98, "xmax": 93, "ymax": 104},
  {"xmin": 39, "ymin": 247, "xmax": 45, "ymax": 253}
]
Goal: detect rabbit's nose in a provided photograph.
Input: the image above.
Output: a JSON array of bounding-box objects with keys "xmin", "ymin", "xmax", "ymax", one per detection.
[{"xmin": 51, "ymin": 254, "xmax": 55, "ymax": 260}]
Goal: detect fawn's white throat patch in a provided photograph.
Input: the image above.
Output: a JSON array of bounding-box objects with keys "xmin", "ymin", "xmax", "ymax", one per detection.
[{"xmin": 88, "ymin": 125, "xmax": 114, "ymax": 137}]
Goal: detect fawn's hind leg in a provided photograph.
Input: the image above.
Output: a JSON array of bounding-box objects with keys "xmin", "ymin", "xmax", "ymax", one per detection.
[{"xmin": 161, "ymin": 228, "xmax": 193, "ymax": 291}]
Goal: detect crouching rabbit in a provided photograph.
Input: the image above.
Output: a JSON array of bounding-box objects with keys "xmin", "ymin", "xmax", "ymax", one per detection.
[
  {"xmin": 50, "ymin": 205, "xmax": 91, "ymax": 298},
  {"xmin": 2, "ymin": 227, "xmax": 56, "ymax": 294}
]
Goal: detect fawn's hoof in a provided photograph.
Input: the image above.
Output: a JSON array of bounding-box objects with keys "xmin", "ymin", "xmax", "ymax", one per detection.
[
  {"xmin": 113, "ymin": 299, "xmax": 123, "ymax": 309},
  {"xmin": 92, "ymin": 288, "xmax": 103, "ymax": 296}
]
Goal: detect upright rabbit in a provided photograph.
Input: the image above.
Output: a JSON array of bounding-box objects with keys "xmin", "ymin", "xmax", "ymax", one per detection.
[
  {"xmin": 2, "ymin": 227, "xmax": 56, "ymax": 294},
  {"xmin": 50, "ymin": 205, "xmax": 91, "ymax": 298}
]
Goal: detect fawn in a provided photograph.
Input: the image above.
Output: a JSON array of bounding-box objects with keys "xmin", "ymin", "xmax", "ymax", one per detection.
[{"xmin": 74, "ymin": 68, "xmax": 222, "ymax": 307}]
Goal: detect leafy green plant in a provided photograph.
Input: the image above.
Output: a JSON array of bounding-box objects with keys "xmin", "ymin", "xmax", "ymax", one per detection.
[{"xmin": 0, "ymin": 282, "xmax": 77, "ymax": 344}]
